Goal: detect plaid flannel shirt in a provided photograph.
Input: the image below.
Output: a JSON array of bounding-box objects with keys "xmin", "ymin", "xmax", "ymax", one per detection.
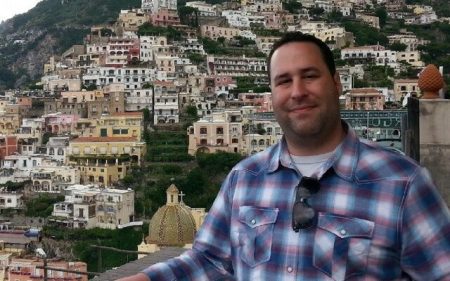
[{"xmin": 144, "ymin": 125, "xmax": 450, "ymax": 280}]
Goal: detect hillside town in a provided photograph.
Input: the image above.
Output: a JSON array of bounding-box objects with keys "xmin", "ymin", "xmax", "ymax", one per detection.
[{"xmin": 0, "ymin": 0, "xmax": 449, "ymax": 279}]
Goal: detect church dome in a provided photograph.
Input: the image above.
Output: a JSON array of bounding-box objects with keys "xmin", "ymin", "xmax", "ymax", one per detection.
[{"xmin": 147, "ymin": 184, "xmax": 197, "ymax": 246}]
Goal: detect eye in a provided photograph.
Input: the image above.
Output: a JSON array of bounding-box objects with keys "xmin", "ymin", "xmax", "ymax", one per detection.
[
  {"xmin": 276, "ymin": 79, "xmax": 291, "ymax": 86},
  {"xmin": 304, "ymin": 74, "xmax": 319, "ymax": 79}
]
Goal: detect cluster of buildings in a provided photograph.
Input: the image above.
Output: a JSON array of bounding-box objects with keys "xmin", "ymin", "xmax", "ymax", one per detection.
[
  {"xmin": 0, "ymin": 92, "xmax": 145, "ymax": 230},
  {"xmin": 1, "ymin": 0, "xmax": 445, "ymax": 228},
  {"xmin": 29, "ymin": 0, "xmax": 441, "ymax": 153},
  {"xmin": 1, "ymin": 0, "xmax": 443, "ymax": 226},
  {"xmin": 1, "ymin": 0, "xmax": 449, "ymax": 278}
]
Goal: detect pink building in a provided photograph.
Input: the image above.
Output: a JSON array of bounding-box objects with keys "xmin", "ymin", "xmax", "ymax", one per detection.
[
  {"xmin": 239, "ymin": 92, "xmax": 273, "ymax": 112},
  {"xmin": 106, "ymin": 37, "xmax": 140, "ymax": 67},
  {"xmin": 0, "ymin": 136, "xmax": 18, "ymax": 160},
  {"xmin": 44, "ymin": 114, "xmax": 80, "ymax": 134},
  {"xmin": 150, "ymin": 8, "xmax": 180, "ymax": 27},
  {"xmin": 345, "ymin": 88, "xmax": 385, "ymax": 110},
  {"xmin": 17, "ymin": 97, "xmax": 32, "ymax": 107},
  {"xmin": 8, "ymin": 258, "xmax": 88, "ymax": 281}
]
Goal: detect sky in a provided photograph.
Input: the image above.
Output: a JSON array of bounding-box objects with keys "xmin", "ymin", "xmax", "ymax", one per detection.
[{"xmin": 0, "ymin": 0, "xmax": 42, "ymax": 22}]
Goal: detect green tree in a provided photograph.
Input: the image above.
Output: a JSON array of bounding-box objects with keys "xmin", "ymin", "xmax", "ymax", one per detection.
[
  {"xmin": 217, "ymin": 36, "xmax": 226, "ymax": 46},
  {"xmin": 389, "ymin": 42, "xmax": 407, "ymax": 51},
  {"xmin": 25, "ymin": 194, "xmax": 64, "ymax": 217},
  {"xmin": 283, "ymin": 0, "xmax": 302, "ymax": 13},
  {"xmin": 232, "ymin": 36, "xmax": 256, "ymax": 47},
  {"xmin": 309, "ymin": 7, "xmax": 325, "ymax": 17},
  {"xmin": 375, "ymin": 7, "xmax": 388, "ymax": 28},
  {"xmin": 178, "ymin": 6, "xmax": 199, "ymax": 27},
  {"xmin": 343, "ymin": 20, "xmax": 388, "ymax": 46},
  {"xmin": 187, "ymin": 53, "xmax": 205, "ymax": 65},
  {"xmin": 185, "ymin": 105, "xmax": 198, "ymax": 119}
]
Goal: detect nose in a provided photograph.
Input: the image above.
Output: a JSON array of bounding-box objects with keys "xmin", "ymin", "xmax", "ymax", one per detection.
[{"xmin": 291, "ymin": 77, "xmax": 307, "ymax": 99}]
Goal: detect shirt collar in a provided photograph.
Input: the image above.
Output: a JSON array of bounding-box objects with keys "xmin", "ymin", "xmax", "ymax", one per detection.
[
  {"xmin": 267, "ymin": 137, "xmax": 291, "ymax": 173},
  {"xmin": 267, "ymin": 121, "xmax": 360, "ymax": 180}
]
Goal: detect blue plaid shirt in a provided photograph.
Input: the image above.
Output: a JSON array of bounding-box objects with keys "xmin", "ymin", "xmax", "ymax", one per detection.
[{"xmin": 144, "ymin": 126, "xmax": 450, "ymax": 280}]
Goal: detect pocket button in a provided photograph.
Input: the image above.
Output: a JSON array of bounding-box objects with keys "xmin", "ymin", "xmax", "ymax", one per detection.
[
  {"xmin": 251, "ymin": 219, "xmax": 256, "ymax": 225},
  {"xmin": 340, "ymin": 229, "xmax": 347, "ymax": 236},
  {"xmin": 287, "ymin": 266, "xmax": 293, "ymax": 273}
]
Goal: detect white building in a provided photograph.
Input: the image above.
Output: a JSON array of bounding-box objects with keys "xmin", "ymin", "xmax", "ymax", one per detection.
[
  {"xmin": 142, "ymin": 0, "xmax": 177, "ymax": 14},
  {"xmin": 31, "ymin": 166, "xmax": 80, "ymax": 194},
  {"xmin": 140, "ymin": 36, "xmax": 168, "ymax": 62},
  {"xmin": 82, "ymin": 66, "xmax": 157, "ymax": 90},
  {"xmin": 51, "ymin": 184, "xmax": 135, "ymax": 229},
  {"xmin": 126, "ymin": 88, "xmax": 153, "ymax": 111},
  {"xmin": 153, "ymin": 81, "xmax": 179, "ymax": 124},
  {"xmin": 185, "ymin": 1, "xmax": 217, "ymax": 16},
  {"xmin": 45, "ymin": 136, "xmax": 70, "ymax": 164},
  {"xmin": 0, "ymin": 192, "xmax": 24, "ymax": 210}
]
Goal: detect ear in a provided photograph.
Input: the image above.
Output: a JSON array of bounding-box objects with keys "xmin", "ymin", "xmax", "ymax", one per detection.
[{"xmin": 333, "ymin": 73, "xmax": 343, "ymax": 96}]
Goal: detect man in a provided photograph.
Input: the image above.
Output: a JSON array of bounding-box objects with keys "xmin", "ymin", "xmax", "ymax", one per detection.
[{"xmin": 119, "ymin": 32, "xmax": 450, "ymax": 280}]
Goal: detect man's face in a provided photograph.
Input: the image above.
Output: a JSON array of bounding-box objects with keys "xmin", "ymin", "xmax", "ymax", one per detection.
[{"xmin": 270, "ymin": 42, "xmax": 342, "ymax": 153}]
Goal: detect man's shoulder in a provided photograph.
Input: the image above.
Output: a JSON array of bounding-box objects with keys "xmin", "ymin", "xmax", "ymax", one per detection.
[
  {"xmin": 232, "ymin": 143, "xmax": 279, "ymax": 174},
  {"xmin": 356, "ymin": 140, "xmax": 420, "ymax": 180}
]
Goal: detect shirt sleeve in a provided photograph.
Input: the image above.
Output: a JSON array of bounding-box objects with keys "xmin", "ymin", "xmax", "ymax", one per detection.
[
  {"xmin": 142, "ymin": 171, "xmax": 236, "ymax": 281},
  {"xmin": 400, "ymin": 167, "xmax": 450, "ymax": 280}
]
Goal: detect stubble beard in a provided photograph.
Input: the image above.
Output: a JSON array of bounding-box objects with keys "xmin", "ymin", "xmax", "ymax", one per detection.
[{"xmin": 280, "ymin": 108, "xmax": 337, "ymax": 150}]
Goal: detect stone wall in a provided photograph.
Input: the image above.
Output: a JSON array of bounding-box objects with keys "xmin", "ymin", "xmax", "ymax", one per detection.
[{"xmin": 406, "ymin": 98, "xmax": 450, "ymax": 206}]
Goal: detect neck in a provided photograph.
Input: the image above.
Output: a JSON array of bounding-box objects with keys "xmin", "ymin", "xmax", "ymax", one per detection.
[{"xmin": 286, "ymin": 123, "xmax": 346, "ymax": 156}]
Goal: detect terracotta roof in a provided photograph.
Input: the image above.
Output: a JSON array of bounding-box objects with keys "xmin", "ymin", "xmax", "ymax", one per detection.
[
  {"xmin": 71, "ymin": 137, "xmax": 137, "ymax": 142},
  {"xmin": 349, "ymin": 88, "xmax": 380, "ymax": 94}
]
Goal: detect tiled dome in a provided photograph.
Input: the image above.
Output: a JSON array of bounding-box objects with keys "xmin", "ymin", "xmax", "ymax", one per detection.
[
  {"xmin": 418, "ymin": 64, "xmax": 443, "ymax": 98},
  {"xmin": 147, "ymin": 184, "xmax": 196, "ymax": 246}
]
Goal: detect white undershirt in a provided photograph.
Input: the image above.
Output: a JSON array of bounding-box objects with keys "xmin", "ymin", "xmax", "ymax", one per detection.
[{"xmin": 290, "ymin": 151, "xmax": 335, "ymax": 177}]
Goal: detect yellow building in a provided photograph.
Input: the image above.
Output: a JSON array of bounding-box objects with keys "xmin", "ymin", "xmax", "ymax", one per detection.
[
  {"xmin": 0, "ymin": 114, "xmax": 21, "ymax": 135},
  {"xmin": 394, "ymin": 79, "xmax": 419, "ymax": 101},
  {"xmin": 92, "ymin": 112, "xmax": 144, "ymax": 140},
  {"xmin": 67, "ymin": 136, "xmax": 146, "ymax": 186}
]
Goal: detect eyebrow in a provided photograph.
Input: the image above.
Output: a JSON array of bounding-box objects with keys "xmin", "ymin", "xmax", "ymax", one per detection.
[{"xmin": 273, "ymin": 67, "xmax": 320, "ymax": 82}]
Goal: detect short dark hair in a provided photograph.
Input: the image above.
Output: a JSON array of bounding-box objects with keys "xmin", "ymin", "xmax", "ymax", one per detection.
[{"xmin": 267, "ymin": 32, "xmax": 336, "ymax": 80}]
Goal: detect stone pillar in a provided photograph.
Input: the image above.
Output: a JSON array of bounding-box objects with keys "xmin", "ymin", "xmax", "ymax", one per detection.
[{"xmin": 406, "ymin": 64, "xmax": 450, "ymax": 206}]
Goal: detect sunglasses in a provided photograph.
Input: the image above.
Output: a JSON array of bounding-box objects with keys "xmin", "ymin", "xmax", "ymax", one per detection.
[{"xmin": 292, "ymin": 176, "xmax": 320, "ymax": 232}]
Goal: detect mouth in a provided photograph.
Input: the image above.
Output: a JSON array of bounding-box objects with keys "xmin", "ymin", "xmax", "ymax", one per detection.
[{"xmin": 290, "ymin": 105, "xmax": 316, "ymax": 113}]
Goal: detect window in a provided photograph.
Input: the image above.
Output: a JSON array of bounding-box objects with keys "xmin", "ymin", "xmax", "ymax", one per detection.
[
  {"xmin": 100, "ymin": 128, "xmax": 107, "ymax": 137},
  {"xmin": 216, "ymin": 127, "xmax": 224, "ymax": 134},
  {"xmin": 200, "ymin": 127, "xmax": 207, "ymax": 134}
]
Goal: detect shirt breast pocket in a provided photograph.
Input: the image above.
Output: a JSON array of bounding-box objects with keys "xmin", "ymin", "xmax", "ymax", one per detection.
[
  {"xmin": 236, "ymin": 206, "xmax": 279, "ymax": 267},
  {"xmin": 313, "ymin": 213, "xmax": 375, "ymax": 280}
]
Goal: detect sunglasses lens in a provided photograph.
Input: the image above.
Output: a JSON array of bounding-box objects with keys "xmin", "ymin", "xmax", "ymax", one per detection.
[
  {"xmin": 297, "ymin": 187, "xmax": 312, "ymax": 197},
  {"xmin": 292, "ymin": 201, "xmax": 316, "ymax": 231},
  {"xmin": 292, "ymin": 177, "xmax": 320, "ymax": 231}
]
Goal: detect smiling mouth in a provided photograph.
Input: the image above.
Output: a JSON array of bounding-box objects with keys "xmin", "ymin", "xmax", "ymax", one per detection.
[{"xmin": 291, "ymin": 105, "xmax": 315, "ymax": 113}]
